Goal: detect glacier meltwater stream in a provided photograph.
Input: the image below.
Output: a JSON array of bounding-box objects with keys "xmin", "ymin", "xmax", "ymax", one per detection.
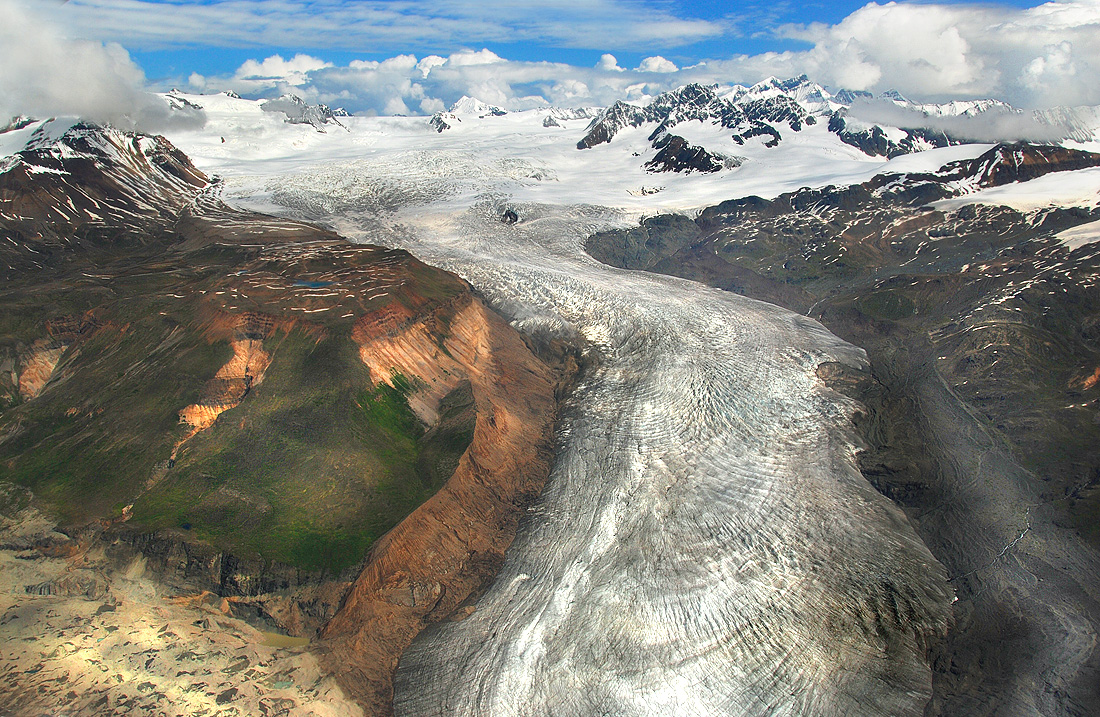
[{"xmin": 229, "ymin": 165, "xmax": 954, "ymax": 715}]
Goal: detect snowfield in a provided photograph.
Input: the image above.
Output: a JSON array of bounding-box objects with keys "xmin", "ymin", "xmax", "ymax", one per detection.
[
  {"xmin": 1056, "ymin": 217, "xmax": 1100, "ymax": 250},
  {"xmin": 933, "ymin": 165, "xmax": 1100, "ymax": 213},
  {"xmin": 163, "ymin": 90, "xmax": 1000, "ymax": 215}
]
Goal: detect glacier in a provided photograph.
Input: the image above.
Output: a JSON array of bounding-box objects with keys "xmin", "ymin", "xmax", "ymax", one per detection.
[
  {"xmin": 162, "ymin": 102, "xmax": 959, "ymax": 714},
  {"xmin": 380, "ymin": 205, "xmax": 953, "ymax": 716}
]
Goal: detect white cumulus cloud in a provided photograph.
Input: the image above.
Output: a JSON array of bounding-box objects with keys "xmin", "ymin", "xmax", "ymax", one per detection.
[
  {"xmin": 596, "ymin": 54, "xmax": 623, "ymax": 72},
  {"xmin": 636, "ymin": 56, "xmax": 679, "ymax": 74},
  {"xmin": 0, "ymin": 0, "xmax": 204, "ymax": 131},
  {"xmin": 195, "ymin": 2, "xmax": 1100, "ymax": 113},
  {"xmin": 236, "ymin": 54, "xmax": 333, "ymax": 85},
  {"xmin": 770, "ymin": 1, "xmax": 1100, "ymax": 107}
]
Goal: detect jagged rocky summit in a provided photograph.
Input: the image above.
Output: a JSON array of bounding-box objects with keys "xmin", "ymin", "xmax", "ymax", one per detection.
[{"xmin": 575, "ymin": 75, "xmax": 1100, "ymax": 167}]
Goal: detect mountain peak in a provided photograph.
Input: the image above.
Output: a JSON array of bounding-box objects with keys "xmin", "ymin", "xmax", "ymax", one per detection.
[
  {"xmin": 448, "ymin": 96, "xmax": 507, "ymax": 117},
  {"xmin": 578, "ymin": 78, "xmax": 816, "ymax": 151},
  {"xmin": 752, "ymin": 76, "xmax": 783, "ymax": 90},
  {"xmin": 834, "ymin": 88, "xmax": 873, "ymax": 105},
  {"xmin": 260, "ymin": 95, "xmax": 346, "ymax": 132},
  {"xmin": 880, "ymin": 89, "xmax": 909, "ymax": 103}
]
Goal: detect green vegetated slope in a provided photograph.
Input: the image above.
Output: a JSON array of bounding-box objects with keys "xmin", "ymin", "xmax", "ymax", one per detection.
[
  {"xmin": 136, "ymin": 330, "xmax": 474, "ymax": 573},
  {"xmin": 0, "ymin": 242, "xmax": 476, "ymax": 575},
  {"xmin": 0, "ymin": 126, "xmax": 476, "ymax": 575},
  {"xmin": 0, "ymin": 264, "xmax": 233, "ymax": 523}
]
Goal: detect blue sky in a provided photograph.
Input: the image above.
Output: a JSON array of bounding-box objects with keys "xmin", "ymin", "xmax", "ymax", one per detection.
[
  {"xmin": 4, "ymin": 0, "xmax": 1100, "ymax": 126},
  {"xmin": 123, "ymin": 0, "xmax": 834, "ymax": 81},
  {"xmin": 49, "ymin": 0, "xmax": 1049, "ymax": 83}
]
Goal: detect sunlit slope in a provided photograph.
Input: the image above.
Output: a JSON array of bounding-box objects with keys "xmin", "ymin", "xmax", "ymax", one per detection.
[{"xmin": 0, "ymin": 124, "xmax": 485, "ymax": 574}]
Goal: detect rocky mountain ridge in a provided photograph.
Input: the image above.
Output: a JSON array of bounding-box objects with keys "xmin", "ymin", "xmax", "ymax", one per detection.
[
  {"xmin": 555, "ymin": 74, "xmax": 1100, "ymax": 166},
  {"xmin": 577, "ymin": 81, "xmax": 817, "ymax": 150}
]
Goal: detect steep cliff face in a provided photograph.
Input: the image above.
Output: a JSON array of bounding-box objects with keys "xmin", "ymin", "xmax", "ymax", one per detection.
[
  {"xmin": 353, "ymin": 298, "xmax": 470, "ymax": 425},
  {"xmin": 319, "ymin": 295, "xmax": 561, "ymax": 715},
  {"xmin": 16, "ymin": 344, "xmax": 66, "ymax": 400}
]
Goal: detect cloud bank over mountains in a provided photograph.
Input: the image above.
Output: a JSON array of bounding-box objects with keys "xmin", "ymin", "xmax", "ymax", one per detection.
[
  {"xmin": 843, "ymin": 99, "xmax": 1073, "ymax": 143},
  {"xmin": 773, "ymin": 1, "xmax": 1100, "ymax": 108},
  {"xmin": 181, "ymin": 1, "xmax": 1100, "ymax": 113},
  {"xmin": 0, "ymin": 0, "xmax": 204, "ymax": 131},
  {"xmin": 2, "ymin": 1, "xmax": 1099, "ymax": 129},
  {"xmin": 187, "ymin": 49, "xmax": 699, "ymax": 115}
]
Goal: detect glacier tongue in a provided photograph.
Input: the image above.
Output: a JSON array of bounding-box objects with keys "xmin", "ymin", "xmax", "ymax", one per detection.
[
  {"xmin": 269, "ymin": 188, "xmax": 950, "ymax": 713},
  {"xmin": 220, "ymin": 154, "xmax": 952, "ymax": 713}
]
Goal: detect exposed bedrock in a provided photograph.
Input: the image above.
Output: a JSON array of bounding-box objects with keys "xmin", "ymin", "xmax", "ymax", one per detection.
[{"xmin": 318, "ymin": 294, "xmax": 562, "ymax": 716}]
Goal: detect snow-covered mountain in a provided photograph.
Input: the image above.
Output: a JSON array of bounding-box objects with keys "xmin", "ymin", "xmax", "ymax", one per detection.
[
  {"xmin": 577, "ymin": 81, "xmax": 817, "ymax": 150},
  {"xmin": 142, "ymin": 77, "xmax": 1100, "ymax": 180},
  {"xmin": 6, "ymin": 76, "xmax": 1100, "ymax": 216},
  {"xmin": 0, "ymin": 118, "xmax": 207, "ymax": 254},
  {"xmin": 428, "ymin": 96, "xmax": 509, "ymax": 131},
  {"xmin": 577, "ymin": 75, "xmax": 1100, "ymax": 161},
  {"xmin": 259, "ymin": 94, "xmax": 348, "ymax": 131}
]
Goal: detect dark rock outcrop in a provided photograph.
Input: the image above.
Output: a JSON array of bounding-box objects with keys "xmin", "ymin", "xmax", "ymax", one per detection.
[
  {"xmin": 586, "ymin": 213, "xmax": 702, "ymax": 270},
  {"xmin": 428, "ymin": 112, "xmax": 453, "ymax": 132},
  {"xmin": 644, "ymin": 134, "xmax": 730, "ymax": 173}
]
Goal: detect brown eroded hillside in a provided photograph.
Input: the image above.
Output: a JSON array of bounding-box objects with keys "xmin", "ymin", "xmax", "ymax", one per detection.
[{"xmin": 0, "ymin": 121, "xmax": 577, "ymax": 715}]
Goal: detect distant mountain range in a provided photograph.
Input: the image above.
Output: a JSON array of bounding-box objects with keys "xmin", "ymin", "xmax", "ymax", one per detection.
[
  {"xmin": 574, "ymin": 76, "xmax": 1100, "ymax": 161},
  {"xmin": 402, "ymin": 75, "xmax": 1100, "ymax": 178}
]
